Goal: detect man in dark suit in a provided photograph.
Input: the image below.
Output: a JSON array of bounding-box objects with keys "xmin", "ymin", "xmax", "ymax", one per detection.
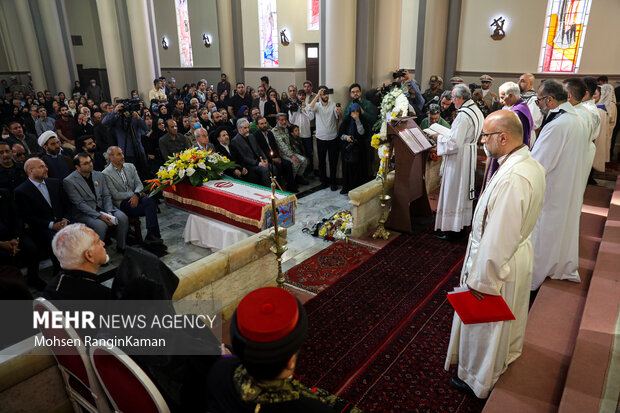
[
  {"xmin": 63, "ymin": 153, "xmax": 128, "ymax": 253},
  {"xmin": 212, "ymin": 126, "xmax": 251, "ymax": 181},
  {"xmin": 229, "ymin": 119, "xmax": 270, "ymax": 187},
  {"xmin": 43, "ymin": 223, "xmax": 111, "ymax": 300},
  {"xmin": 0, "ymin": 141, "xmax": 27, "ymax": 193},
  {"xmin": 6, "ymin": 121, "xmax": 40, "ymax": 156},
  {"xmin": 254, "ymin": 116, "xmax": 297, "ymax": 192},
  {"xmin": 0, "ymin": 187, "xmax": 44, "ymax": 290},
  {"xmin": 76, "ymin": 135, "xmax": 106, "ymax": 171},
  {"xmin": 14, "ymin": 158, "xmax": 71, "ymax": 276}
]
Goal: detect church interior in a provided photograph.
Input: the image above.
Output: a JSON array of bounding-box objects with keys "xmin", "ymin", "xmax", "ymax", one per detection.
[{"xmin": 0, "ymin": 0, "xmax": 619, "ymax": 412}]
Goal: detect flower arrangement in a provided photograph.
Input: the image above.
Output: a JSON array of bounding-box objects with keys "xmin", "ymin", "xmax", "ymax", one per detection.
[
  {"xmin": 144, "ymin": 148, "xmax": 237, "ymax": 196},
  {"xmin": 373, "ymin": 84, "xmax": 409, "ymax": 135},
  {"xmin": 304, "ymin": 210, "xmax": 353, "ymax": 241}
]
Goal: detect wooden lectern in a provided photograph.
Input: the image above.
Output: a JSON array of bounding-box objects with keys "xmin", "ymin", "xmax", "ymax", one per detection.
[{"xmin": 385, "ymin": 117, "xmax": 433, "ymax": 233}]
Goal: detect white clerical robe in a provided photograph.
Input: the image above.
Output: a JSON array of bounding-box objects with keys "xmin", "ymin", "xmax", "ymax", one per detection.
[
  {"xmin": 530, "ymin": 102, "xmax": 589, "ymax": 290},
  {"xmin": 593, "ymin": 108, "xmax": 609, "ymax": 172},
  {"xmin": 574, "ymin": 100, "xmax": 600, "ymax": 186},
  {"xmin": 445, "ymin": 146, "xmax": 545, "ymax": 399},
  {"xmin": 523, "ymin": 92, "xmax": 543, "ymax": 148},
  {"xmin": 435, "ymin": 100, "xmax": 484, "ymax": 232}
]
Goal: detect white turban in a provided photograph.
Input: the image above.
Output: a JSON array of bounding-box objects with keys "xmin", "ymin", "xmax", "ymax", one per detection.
[{"xmin": 38, "ymin": 130, "xmax": 58, "ymax": 148}]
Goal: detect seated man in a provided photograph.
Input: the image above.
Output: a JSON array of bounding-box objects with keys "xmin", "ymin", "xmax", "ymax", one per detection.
[
  {"xmin": 76, "ymin": 135, "xmax": 106, "ymax": 171},
  {"xmin": 192, "ymin": 127, "xmax": 214, "ymax": 152},
  {"xmin": 63, "ymin": 153, "xmax": 128, "ymax": 253},
  {"xmin": 254, "ymin": 116, "xmax": 297, "ymax": 192},
  {"xmin": 0, "ymin": 141, "xmax": 27, "ymax": 193},
  {"xmin": 212, "ymin": 126, "xmax": 251, "ymax": 181},
  {"xmin": 207, "ymin": 287, "xmax": 362, "ymax": 412},
  {"xmin": 43, "ymin": 223, "xmax": 111, "ymax": 300},
  {"xmin": 15, "ymin": 158, "xmax": 70, "ymax": 277},
  {"xmin": 39, "ymin": 131, "xmax": 73, "ymax": 180},
  {"xmin": 272, "ymin": 113, "xmax": 308, "ymax": 185},
  {"xmin": 6, "ymin": 120, "xmax": 40, "ymax": 156},
  {"xmin": 159, "ymin": 119, "xmax": 190, "ymax": 159},
  {"xmin": 103, "ymin": 146, "xmax": 164, "ymax": 246},
  {"xmin": 419, "ymin": 103, "xmax": 451, "ymax": 130},
  {"xmin": 0, "ymin": 188, "xmax": 44, "ymax": 290},
  {"xmin": 230, "ymin": 118, "xmax": 270, "ymax": 187}
]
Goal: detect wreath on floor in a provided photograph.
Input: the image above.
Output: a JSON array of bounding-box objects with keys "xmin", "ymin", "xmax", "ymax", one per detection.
[{"xmin": 302, "ymin": 210, "xmax": 353, "ymax": 241}]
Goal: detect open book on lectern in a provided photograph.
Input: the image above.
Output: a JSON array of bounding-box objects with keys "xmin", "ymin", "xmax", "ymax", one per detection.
[
  {"xmin": 398, "ymin": 127, "xmax": 433, "ymax": 154},
  {"xmin": 423, "ymin": 123, "xmax": 452, "ymax": 138}
]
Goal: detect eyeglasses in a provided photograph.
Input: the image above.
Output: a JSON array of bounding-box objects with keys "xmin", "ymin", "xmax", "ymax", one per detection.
[
  {"xmin": 479, "ymin": 131, "xmax": 503, "ymax": 139},
  {"xmin": 535, "ymin": 95, "xmax": 550, "ymax": 106}
]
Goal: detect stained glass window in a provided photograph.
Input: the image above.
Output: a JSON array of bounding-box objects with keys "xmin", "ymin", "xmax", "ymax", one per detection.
[
  {"xmin": 175, "ymin": 0, "xmax": 193, "ymax": 67},
  {"xmin": 259, "ymin": 0, "xmax": 279, "ymax": 67},
  {"xmin": 308, "ymin": 0, "xmax": 319, "ymax": 30},
  {"xmin": 538, "ymin": 0, "xmax": 592, "ymax": 73}
]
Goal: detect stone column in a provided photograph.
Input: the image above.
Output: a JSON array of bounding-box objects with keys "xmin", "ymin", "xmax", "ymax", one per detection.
[
  {"xmin": 14, "ymin": 0, "xmax": 47, "ymax": 91},
  {"xmin": 217, "ymin": 0, "xmax": 236, "ymax": 84},
  {"xmin": 126, "ymin": 0, "xmax": 157, "ymax": 101},
  {"xmin": 95, "ymin": 0, "xmax": 127, "ymax": 100},
  {"xmin": 37, "ymin": 0, "xmax": 72, "ymax": 93},
  {"xmin": 372, "ymin": 0, "xmax": 402, "ymax": 87},
  {"xmin": 322, "ymin": 0, "xmax": 356, "ymax": 104}
]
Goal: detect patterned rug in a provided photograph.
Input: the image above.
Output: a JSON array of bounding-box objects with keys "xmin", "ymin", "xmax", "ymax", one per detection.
[
  {"xmin": 285, "ymin": 241, "xmax": 375, "ymax": 294},
  {"xmin": 295, "ymin": 231, "xmax": 485, "ymax": 412}
]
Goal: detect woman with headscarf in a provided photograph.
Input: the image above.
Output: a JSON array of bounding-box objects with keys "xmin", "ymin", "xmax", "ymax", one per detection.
[{"xmin": 338, "ymin": 102, "xmax": 369, "ymax": 194}]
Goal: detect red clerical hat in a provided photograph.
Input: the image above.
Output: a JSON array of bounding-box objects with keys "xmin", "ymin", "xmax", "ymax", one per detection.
[{"xmin": 230, "ymin": 287, "xmax": 307, "ymax": 364}]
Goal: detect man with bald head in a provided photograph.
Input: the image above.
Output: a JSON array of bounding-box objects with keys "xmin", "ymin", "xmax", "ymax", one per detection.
[
  {"xmin": 15, "ymin": 157, "xmax": 71, "ymax": 276},
  {"xmin": 445, "ymin": 110, "xmax": 546, "ymax": 399},
  {"xmin": 518, "ymin": 73, "xmax": 543, "ymax": 146}
]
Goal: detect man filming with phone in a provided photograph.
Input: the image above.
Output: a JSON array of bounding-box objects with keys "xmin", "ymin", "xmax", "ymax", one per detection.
[{"xmin": 310, "ymin": 86, "xmax": 341, "ymax": 191}]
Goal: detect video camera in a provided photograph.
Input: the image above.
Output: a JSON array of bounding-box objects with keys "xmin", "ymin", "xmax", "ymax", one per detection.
[
  {"xmin": 393, "ymin": 69, "xmax": 406, "ymax": 79},
  {"xmin": 116, "ymin": 98, "xmax": 142, "ymax": 117}
]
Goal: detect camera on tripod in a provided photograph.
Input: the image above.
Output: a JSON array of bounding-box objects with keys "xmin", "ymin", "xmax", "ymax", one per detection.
[{"xmin": 117, "ymin": 98, "xmax": 142, "ymax": 117}]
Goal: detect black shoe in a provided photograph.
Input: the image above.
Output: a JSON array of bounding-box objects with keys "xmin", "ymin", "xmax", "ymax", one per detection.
[
  {"xmin": 450, "ymin": 376, "xmax": 475, "ymax": 395},
  {"xmin": 340, "ymin": 189, "xmax": 348, "ymax": 195},
  {"xmin": 27, "ymin": 277, "xmax": 47, "ymax": 291},
  {"xmin": 144, "ymin": 233, "xmax": 164, "ymax": 245},
  {"xmin": 434, "ymin": 232, "xmax": 451, "ymax": 241},
  {"xmin": 330, "ymin": 185, "xmax": 339, "ymax": 191}
]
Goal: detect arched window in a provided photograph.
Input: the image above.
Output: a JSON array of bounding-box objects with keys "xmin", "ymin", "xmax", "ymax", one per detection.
[{"xmin": 538, "ymin": 0, "xmax": 592, "ymax": 73}]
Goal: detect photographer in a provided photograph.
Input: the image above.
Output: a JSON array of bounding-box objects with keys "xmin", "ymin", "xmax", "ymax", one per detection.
[
  {"xmin": 102, "ymin": 101, "xmax": 148, "ymax": 177},
  {"xmin": 399, "ymin": 69, "xmax": 425, "ymax": 116},
  {"xmin": 310, "ymin": 86, "xmax": 341, "ymax": 191}
]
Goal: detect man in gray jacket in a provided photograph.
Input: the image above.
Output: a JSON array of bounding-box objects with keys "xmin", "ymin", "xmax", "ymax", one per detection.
[
  {"xmin": 63, "ymin": 152, "xmax": 128, "ymax": 253},
  {"xmin": 102, "ymin": 146, "xmax": 163, "ymax": 245}
]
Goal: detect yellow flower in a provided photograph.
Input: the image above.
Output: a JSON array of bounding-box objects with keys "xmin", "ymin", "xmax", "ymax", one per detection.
[
  {"xmin": 203, "ymin": 177, "xmax": 209, "ymax": 182},
  {"xmin": 318, "ymin": 227, "xmax": 327, "ymax": 236}
]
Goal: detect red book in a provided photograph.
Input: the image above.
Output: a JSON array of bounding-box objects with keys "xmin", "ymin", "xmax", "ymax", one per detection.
[{"xmin": 446, "ymin": 291, "xmax": 515, "ymax": 324}]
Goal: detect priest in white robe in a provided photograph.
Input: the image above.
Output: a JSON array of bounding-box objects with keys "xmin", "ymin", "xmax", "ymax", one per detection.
[
  {"xmin": 433, "ymin": 84, "xmax": 484, "ymax": 238},
  {"xmin": 445, "ymin": 110, "xmax": 546, "ymax": 399},
  {"xmin": 530, "ymin": 80, "xmax": 589, "ymax": 291},
  {"xmin": 564, "ymin": 77, "xmax": 600, "ymax": 187},
  {"xmin": 593, "ymin": 87, "xmax": 610, "ymax": 172}
]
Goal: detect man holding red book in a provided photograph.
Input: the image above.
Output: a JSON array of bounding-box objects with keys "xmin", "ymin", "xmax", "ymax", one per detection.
[{"xmin": 444, "ymin": 110, "xmax": 546, "ymax": 399}]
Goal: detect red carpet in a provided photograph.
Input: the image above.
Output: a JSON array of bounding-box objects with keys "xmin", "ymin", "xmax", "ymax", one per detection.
[
  {"xmin": 295, "ymin": 231, "xmax": 485, "ymax": 412},
  {"xmin": 285, "ymin": 241, "xmax": 375, "ymax": 294}
]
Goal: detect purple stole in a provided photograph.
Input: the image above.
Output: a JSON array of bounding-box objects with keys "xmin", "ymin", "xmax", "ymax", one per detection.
[{"xmin": 481, "ymin": 99, "xmax": 533, "ymax": 192}]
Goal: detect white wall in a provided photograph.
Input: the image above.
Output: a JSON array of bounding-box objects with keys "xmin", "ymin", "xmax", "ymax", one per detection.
[
  {"xmin": 65, "ymin": 0, "xmax": 105, "ymax": 68},
  {"xmin": 0, "ymin": 0, "xmax": 29, "ymax": 72},
  {"xmin": 241, "ymin": 0, "xmax": 319, "ymax": 69},
  {"xmin": 399, "ymin": 0, "xmax": 418, "ymax": 70},
  {"xmin": 154, "ymin": 0, "xmax": 221, "ymax": 69},
  {"xmin": 420, "ymin": 0, "xmax": 449, "ymax": 85},
  {"xmin": 457, "ymin": 0, "xmax": 620, "ymax": 76}
]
